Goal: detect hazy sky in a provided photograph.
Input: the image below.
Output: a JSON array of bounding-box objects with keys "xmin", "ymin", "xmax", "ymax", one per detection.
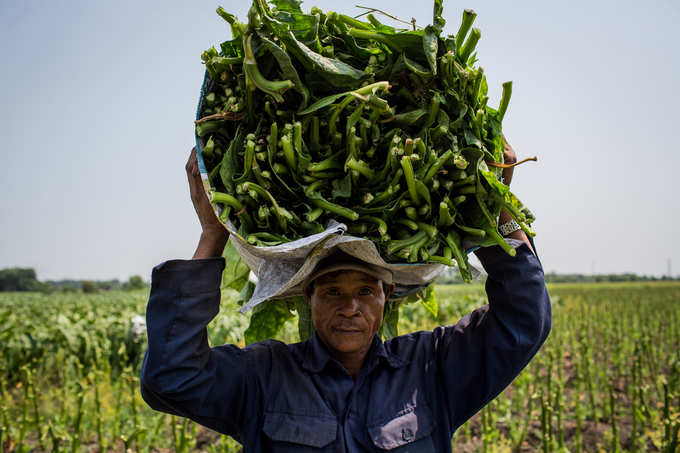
[{"xmin": 1, "ymin": 0, "xmax": 679, "ymax": 281}]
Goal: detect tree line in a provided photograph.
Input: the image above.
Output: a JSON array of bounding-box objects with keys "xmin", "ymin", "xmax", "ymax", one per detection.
[
  {"xmin": 0, "ymin": 267, "xmax": 147, "ymax": 293},
  {"xmin": 434, "ymin": 268, "xmax": 678, "ymax": 285},
  {"xmin": 2, "ymin": 266, "xmax": 676, "ymax": 292}
]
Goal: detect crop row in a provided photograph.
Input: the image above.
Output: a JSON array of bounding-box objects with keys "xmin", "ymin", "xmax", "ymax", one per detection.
[{"xmin": 1, "ymin": 282, "xmax": 679, "ymax": 452}]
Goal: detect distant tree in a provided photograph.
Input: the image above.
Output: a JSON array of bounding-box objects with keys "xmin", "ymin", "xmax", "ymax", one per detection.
[
  {"xmin": 0, "ymin": 267, "xmax": 43, "ymax": 292},
  {"xmin": 62, "ymin": 285, "xmax": 76, "ymax": 294},
  {"xmin": 126, "ymin": 275, "xmax": 146, "ymax": 290},
  {"xmin": 98, "ymin": 281, "xmax": 113, "ymax": 291},
  {"xmin": 82, "ymin": 281, "xmax": 98, "ymax": 293}
]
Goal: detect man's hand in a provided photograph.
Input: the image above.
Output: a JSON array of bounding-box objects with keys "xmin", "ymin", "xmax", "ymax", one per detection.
[
  {"xmin": 501, "ymin": 135, "xmax": 517, "ymax": 187},
  {"xmin": 497, "ymin": 137, "xmax": 534, "ymax": 254},
  {"xmin": 187, "ymin": 148, "xmax": 230, "ymax": 259}
]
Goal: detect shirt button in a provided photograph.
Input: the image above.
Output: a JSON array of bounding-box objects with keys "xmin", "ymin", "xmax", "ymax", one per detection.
[{"xmin": 402, "ymin": 429, "xmax": 413, "ymax": 441}]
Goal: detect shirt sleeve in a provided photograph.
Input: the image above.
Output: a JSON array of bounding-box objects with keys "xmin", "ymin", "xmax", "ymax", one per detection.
[
  {"xmin": 139, "ymin": 258, "xmax": 260, "ymax": 438},
  {"xmin": 435, "ymin": 239, "xmax": 552, "ymax": 431}
]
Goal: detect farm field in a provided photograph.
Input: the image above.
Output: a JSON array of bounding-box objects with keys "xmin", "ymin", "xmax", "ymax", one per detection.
[{"xmin": 1, "ymin": 281, "xmax": 678, "ymax": 452}]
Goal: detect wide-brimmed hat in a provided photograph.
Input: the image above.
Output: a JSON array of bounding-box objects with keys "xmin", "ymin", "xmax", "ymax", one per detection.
[
  {"xmin": 228, "ymin": 220, "xmax": 458, "ymax": 314},
  {"xmin": 302, "ymin": 250, "xmax": 395, "ymax": 289}
]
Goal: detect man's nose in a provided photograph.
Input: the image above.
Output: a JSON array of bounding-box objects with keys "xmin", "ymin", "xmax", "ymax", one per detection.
[{"xmin": 336, "ymin": 296, "xmax": 361, "ymax": 317}]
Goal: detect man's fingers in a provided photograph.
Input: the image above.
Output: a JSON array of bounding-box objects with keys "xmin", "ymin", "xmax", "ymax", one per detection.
[
  {"xmin": 501, "ymin": 137, "xmax": 516, "ymax": 186},
  {"xmin": 187, "ymin": 148, "xmax": 202, "ymax": 187},
  {"xmin": 186, "ymin": 147, "xmax": 197, "ymax": 173}
]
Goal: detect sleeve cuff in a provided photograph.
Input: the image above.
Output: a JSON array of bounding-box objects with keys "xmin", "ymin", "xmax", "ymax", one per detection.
[
  {"xmin": 473, "ymin": 239, "xmax": 531, "ymax": 267},
  {"xmin": 151, "ymin": 258, "xmax": 226, "ymax": 295}
]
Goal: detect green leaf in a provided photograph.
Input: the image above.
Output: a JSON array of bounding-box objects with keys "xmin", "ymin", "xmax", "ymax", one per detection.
[
  {"xmin": 419, "ymin": 284, "xmax": 438, "ymax": 318},
  {"xmin": 379, "ymin": 300, "xmax": 401, "ymax": 340},
  {"xmin": 358, "ymin": 29, "xmax": 426, "ymax": 60},
  {"xmin": 263, "ymin": 16, "xmax": 373, "ymax": 90},
  {"xmin": 463, "ymin": 123, "xmax": 484, "ymax": 149},
  {"xmin": 342, "ymin": 33, "xmax": 383, "ymax": 60},
  {"xmin": 297, "ymin": 93, "xmax": 346, "ymax": 115},
  {"xmin": 479, "ymin": 166, "xmax": 509, "ymax": 197},
  {"xmin": 221, "ymin": 239, "xmax": 251, "ymax": 292},
  {"xmin": 273, "ymin": 11, "xmax": 321, "ymax": 44},
  {"xmin": 237, "ymin": 280, "xmax": 256, "ymax": 307},
  {"xmin": 432, "ymin": 0, "xmax": 446, "ymax": 32},
  {"xmin": 503, "ymin": 189, "xmax": 536, "ymax": 225},
  {"xmin": 259, "ymin": 35, "xmax": 310, "ymax": 110},
  {"xmin": 423, "ymin": 25, "xmax": 439, "ymax": 76},
  {"xmin": 219, "ymin": 125, "xmax": 247, "ymax": 196},
  {"xmin": 484, "ymin": 110, "xmax": 504, "ymax": 163},
  {"xmin": 331, "ymin": 173, "xmax": 352, "ymax": 201},
  {"xmin": 270, "ymin": 0, "xmax": 303, "ymax": 14},
  {"xmin": 380, "ymin": 108, "xmax": 428, "ymax": 127},
  {"xmin": 449, "ymin": 104, "xmax": 468, "ymax": 131},
  {"xmin": 521, "ymin": 203, "xmax": 536, "ymax": 224},
  {"xmin": 244, "ymin": 298, "xmax": 295, "ymax": 344},
  {"xmin": 220, "ymin": 36, "xmax": 244, "ymax": 59},
  {"xmin": 402, "ymin": 53, "xmax": 431, "ymax": 78},
  {"xmin": 293, "ymin": 296, "xmax": 315, "ymax": 341},
  {"xmin": 480, "ymin": 75, "xmax": 489, "ymax": 97}
]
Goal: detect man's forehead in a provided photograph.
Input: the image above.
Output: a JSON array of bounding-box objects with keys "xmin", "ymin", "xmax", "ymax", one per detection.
[
  {"xmin": 313, "ymin": 269, "xmax": 383, "ymax": 286},
  {"xmin": 301, "ymin": 250, "xmax": 395, "ymax": 289}
]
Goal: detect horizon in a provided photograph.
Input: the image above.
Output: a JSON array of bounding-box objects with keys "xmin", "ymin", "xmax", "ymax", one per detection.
[{"xmin": 1, "ymin": 0, "xmax": 679, "ymax": 281}]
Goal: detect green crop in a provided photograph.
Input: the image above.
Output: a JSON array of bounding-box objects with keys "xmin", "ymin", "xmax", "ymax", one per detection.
[
  {"xmin": 196, "ymin": 0, "xmax": 539, "ymax": 342},
  {"xmin": 2, "ymin": 283, "xmax": 679, "ymax": 452},
  {"xmin": 197, "ymin": 0, "xmax": 535, "ymax": 270}
]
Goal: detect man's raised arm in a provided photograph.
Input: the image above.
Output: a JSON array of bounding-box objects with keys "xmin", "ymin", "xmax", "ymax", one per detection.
[
  {"xmin": 435, "ymin": 138, "xmax": 551, "ymax": 431},
  {"xmin": 185, "ymin": 148, "xmax": 230, "ymax": 259},
  {"xmin": 139, "ymin": 149, "xmax": 257, "ymax": 437}
]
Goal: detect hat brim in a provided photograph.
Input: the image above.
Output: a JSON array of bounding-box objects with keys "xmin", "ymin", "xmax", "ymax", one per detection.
[{"xmin": 302, "ymin": 251, "xmax": 395, "ymax": 289}]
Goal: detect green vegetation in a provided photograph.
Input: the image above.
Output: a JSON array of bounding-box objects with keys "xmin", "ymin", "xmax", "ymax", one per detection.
[
  {"xmin": 543, "ymin": 273, "xmax": 678, "ymax": 284},
  {"xmin": 0, "ymin": 268, "xmax": 44, "ymax": 292},
  {"xmin": 435, "ymin": 270, "xmax": 679, "ymax": 285},
  {"xmin": 0, "ymin": 268, "xmax": 149, "ymax": 294},
  {"xmin": 197, "ymin": 0, "xmax": 534, "ymax": 284},
  {"xmin": 1, "ymin": 282, "xmax": 678, "ymax": 452}
]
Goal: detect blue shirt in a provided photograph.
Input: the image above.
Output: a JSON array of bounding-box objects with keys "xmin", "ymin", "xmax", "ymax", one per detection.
[{"xmin": 141, "ymin": 241, "xmax": 551, "ymax": 452}]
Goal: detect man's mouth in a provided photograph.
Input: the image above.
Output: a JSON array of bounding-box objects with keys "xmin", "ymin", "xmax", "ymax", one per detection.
[{"xmin": 333, "ymin": 326, "xmax": 362, "ymax": 334}]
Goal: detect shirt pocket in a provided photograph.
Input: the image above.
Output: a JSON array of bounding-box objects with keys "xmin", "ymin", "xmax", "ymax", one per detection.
[
  {"xmin": 367, "ymin": 405, "xmax": 436, "ymax": 451},
  {"xmin": 263, "ymin": 410, "xmax": 337, "ymax": 450}
]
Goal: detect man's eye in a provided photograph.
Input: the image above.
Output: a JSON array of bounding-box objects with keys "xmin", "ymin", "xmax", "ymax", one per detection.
[
  {"xmin": 359, "ymin": 288, "xmax": 373, "ymax": 295},
  {"xmin": 327, "ymin": 289, "xmax": 340, "ymax": 295}
]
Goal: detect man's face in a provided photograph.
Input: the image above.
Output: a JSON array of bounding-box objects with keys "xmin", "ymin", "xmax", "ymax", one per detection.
[{"xmin": 305, "ymin": 269, "xmax": 393, "ymax": 363}]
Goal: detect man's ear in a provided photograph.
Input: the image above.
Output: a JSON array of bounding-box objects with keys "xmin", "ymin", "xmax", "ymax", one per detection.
[
  {"xmin": 383, "ymin": 283, "xmax": 395, "ymax": 301},
  {"xmin": 304, "ymin": 284, "xmax": 313, "ymax": 308}
]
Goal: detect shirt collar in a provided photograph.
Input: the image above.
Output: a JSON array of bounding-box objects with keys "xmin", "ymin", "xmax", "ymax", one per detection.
[{"xmin": 302, "ymin": 333, "xmax": 409, "ymax": 374}]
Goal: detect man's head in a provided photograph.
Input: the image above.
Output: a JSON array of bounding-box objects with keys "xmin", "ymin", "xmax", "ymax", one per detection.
[{"xmin": 303, "ymin": 251, "xmax": 395, "ymax": 371}]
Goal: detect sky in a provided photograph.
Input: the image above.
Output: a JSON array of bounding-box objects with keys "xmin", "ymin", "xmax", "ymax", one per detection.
[{"xmin": 1, "ymin": 0, "xmax": 679, "ymax": 282}]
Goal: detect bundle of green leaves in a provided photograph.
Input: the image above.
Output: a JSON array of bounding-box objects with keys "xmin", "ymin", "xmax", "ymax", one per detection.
[{"xmin": 195, "ymin": 0, "xmax": 536, "ymax": 341}]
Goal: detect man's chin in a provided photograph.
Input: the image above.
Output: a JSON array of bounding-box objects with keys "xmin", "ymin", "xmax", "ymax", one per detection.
[{"xmin": 330, "ymin": 332, "xmax": 370, "ymax": 349}]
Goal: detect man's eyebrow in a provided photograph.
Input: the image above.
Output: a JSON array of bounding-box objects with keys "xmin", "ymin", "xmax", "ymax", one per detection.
[{"xmin": 316, "ymin": 272, "xmax": 382, "ymax": 286}]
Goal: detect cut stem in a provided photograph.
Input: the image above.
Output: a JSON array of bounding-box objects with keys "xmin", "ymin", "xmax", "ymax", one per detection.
[
  {"xmin": 486, "ymin": 156, "xmax": 537, "ymax": 168},
  {"xmin": 497, "ymin": 81, "xmax": 512, "ymax": 122},
  {"xmin": 401, "ymin": 155, "xmax": 421, "ymax": 206}
]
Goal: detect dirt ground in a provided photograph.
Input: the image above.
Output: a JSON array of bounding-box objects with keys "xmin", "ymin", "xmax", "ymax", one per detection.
[{"xmin": 3, "ymin": 416, "xmax": 660, "ymax": 453}]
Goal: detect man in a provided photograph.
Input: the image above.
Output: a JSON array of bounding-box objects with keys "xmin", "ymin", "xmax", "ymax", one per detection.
[{"xmin": 140, "ymin": 145, "xmax": 551, "ymax": 452}]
